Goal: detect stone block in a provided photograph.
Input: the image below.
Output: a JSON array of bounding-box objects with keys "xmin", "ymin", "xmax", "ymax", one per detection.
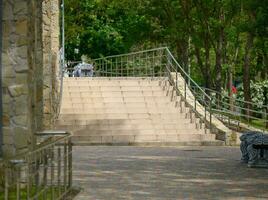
[
  {"xmin": 2, "ymin": 145, "xmax": 16, "ymax": 158},
  {"xmin": 44, "ymin": 104, "xmax": 51, "ymax": 114},
  {"xmin": 17, "ymin": 46, "xmax": 27, "ymax": 58},
  {"xmin": 3, "ymin": 94, "xmax": 12, "ymax": 104},
  {"xmin": 14, "ymin": 127, "xmax": 29, "ymax": 149},
  {"xmin": 15, "ymin": 19, "xmax": 27, "ymax": 36},
  {"xmin": 15, "ymin": 73, "xmax": 28, "ymax": 84},
  {"xmin": 3, "ymin": 127, "xmax": 14, "ymax": 145},
  {"xmin": 2, "ymin": 77, "xmax": 14, "ymax": 87},
  {"xmin": 15, "ymin": 96, "xmax": 28, "ymax": 115},
  {"xmin": 8, "ymin": 84, "xmax": 28, "ymax": 97},
  {"xmin": 14, "ymin": 57, "xmax": 28, "ymax": 73},
  {"xmin": 3, "ymin": 21, "xmax": 12, "ymax": 38},
  {"xmin": 14, "ymin": 0, "xmax": 28, "ymax": 15},
  {"xmin": 17, "ymin": 36, "xmax": 28, "ymax": 47},
  {"xmin": 3, "ymin": 1, "xmax": 14, "ymax": 20},
  {"xmin": 13, "ymin": 115, "xmax": 28, "ymax": 126},
  {"xmin": 43, "ymin": 14, "xmax": 51, "ymax": 26},
  {"xmin": 43, "ymin": 117, "xmax": 52, "ymax": 129},
  {"xmin": 2, "ymin": 52, "xmax": 13, "ymax": 65},
  {"xmin": 3, "ymin": 65, "xmax": 15, "ymax": 78},
  {"xmin": 2, "ymin": 36, "xmax": 10, "ymax": 50},
  {"xmin": 3, "ymin": 102, "xmax": 12, "ymax": 115},
  {"xmin": 3, "ymin": 114, "xmax": 10, "ymax": 126}
]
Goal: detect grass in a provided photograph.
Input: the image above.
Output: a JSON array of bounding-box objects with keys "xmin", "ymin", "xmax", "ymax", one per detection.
[
  {"xmin": 0, "ymin": 186, "xmax": 71, "ymax": 200},
  {"xmin": 248, "ymin": 119, "xmax": 268, "ymax": 131},
  {"xmin": 213, "ymin": 110, "xmax": 268, "ymax": 132}
]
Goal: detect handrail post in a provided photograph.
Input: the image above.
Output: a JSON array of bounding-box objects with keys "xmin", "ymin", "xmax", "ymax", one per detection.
[
  {"xmin": 176, "ymin": 71, "xmax": 178, "ymax": 91},
  {"xmin": 132, "ymin": 55, "xmax": 135, "ymax": 77},
  {"xmin": 115, "ymin": 57, "xmax": 118, "ymax": 77},
  {"xmin": 152, "ymin": 51, "xmax": 155, "ymax": 78},
  {"xmin": 205, "ymin": 104, "xmax": 207, "ymax": 133},
  {"xmin": 209, "ymin": 99, "xmax": 212, "ymax": 130},
  {"xmin": 105, "ymin": 59, "xmax": 108, "ymax": 77},
  {"xmin": 5, "ymin": 164, "xmax": 8, "ymax": 200},
  {"xmin": 57, "ymin": 147, "xmax": 61, "ymax": 197},
  {"xmin": 184, "ymin": 79, "xmax": 187, "ymax": 100},
  {"xmin": 68, "ymin": 138, "xmax": 72, "ymax": 188},
  {"xmin": 194, "ymin": 92, "xmax": 197, "ymax": 111}
]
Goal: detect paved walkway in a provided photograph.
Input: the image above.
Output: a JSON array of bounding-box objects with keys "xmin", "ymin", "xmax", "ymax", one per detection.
[{"xmin": 73, "ymin": 146, "xmax": 268, "ymax": 200}]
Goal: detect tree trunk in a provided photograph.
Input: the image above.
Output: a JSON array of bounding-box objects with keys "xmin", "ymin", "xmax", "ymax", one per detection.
[
  {"xmin": 176, "ymin": 40, "xmax": 189, "ymax": 73},
  {"xmin": 229, "ymin": 70, "xmax": 234, "ymax": 111},
  {"xmin": 194, "ymin": 46, "xmax": 212, "ymax": 90},
  {"xmin": 243, "ymin": 32, "xmax": 254, "ymax": 118},
  {"xmin": 204, "ymin": 38, "xmax": 212, "ymax": 89},
  {"xmin": 262, "ymin": 50, "xmax": 268, "ymax": 80},
  {"xmin": 215, "ymin": 8, "xmax": 224, "ymax": 107}
]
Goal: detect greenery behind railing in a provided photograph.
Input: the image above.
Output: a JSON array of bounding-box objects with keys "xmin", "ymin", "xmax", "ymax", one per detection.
[
  {"xmin": 1, "ymin": 132, "xmax": 72, "ymax": 200},
  {"xmin": 191, "ymin": 86, "xmax": 268, "ymax": 131}
]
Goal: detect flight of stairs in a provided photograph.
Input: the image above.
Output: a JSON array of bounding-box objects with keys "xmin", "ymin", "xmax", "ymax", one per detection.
[{"xmin": 56, "ymin": 77, "xmax": 223, "ymax": 146}]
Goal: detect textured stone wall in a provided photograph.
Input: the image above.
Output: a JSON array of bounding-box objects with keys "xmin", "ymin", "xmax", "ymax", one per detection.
[
  {"xmin": 2, "ymin": 0, "xmax": 60, "ymax": 157},
  {"xmin": 2, "ymin": 0, "xmax": 33, "ymax": 157},
  {"xmin": 42, "ymin": 0, "xmax": 60, "ymax": 129}
]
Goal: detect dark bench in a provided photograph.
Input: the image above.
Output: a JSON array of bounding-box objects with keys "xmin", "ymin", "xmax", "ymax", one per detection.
[{"xmin": 240, "ymin": 131, "xmax": 268, "ymax": 168}]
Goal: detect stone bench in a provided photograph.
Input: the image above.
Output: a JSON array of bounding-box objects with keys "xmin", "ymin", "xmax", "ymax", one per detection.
[{"xmin": 240, "ymin": 131, "xmax": 268, "ymax": 168}]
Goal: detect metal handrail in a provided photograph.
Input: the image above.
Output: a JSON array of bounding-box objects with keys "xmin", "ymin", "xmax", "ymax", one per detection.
[
  {"xmin": 194, "ymin": 92, "xmax": 267, "ymax": 115},
  {"xmin": 93, "ymin": 47, "xmax": 168, "ymax": 60},
  {"xmin": 193, "ymin": 86, "xmax": 268, "ymax": 131},
  {"xmin": 165, "ymin": 48, "xmax": 211, "ymax": 100},
  {"xmin": 193, "ymin": 86, "xmax": 268, "ymax": 109},
  {"xmin": 2, "ymin": 132, "xmax": 72, "ymax": 200}
]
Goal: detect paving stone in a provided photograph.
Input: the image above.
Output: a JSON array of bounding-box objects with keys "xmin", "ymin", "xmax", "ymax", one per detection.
[{"xmin": 73, "ymin": 146, "xmax": 268, "ymax": 200}]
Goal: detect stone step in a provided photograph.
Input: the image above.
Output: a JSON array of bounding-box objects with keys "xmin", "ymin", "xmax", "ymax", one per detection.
[
  {"xmin": 56, "ymin": 118, "xmax": 193, "ymax": 125},
  {"xmin": 56, "ymin": 122, "xmax": 201, "ymax": 131},
  {"xmin": 63, "ymin": 86, "xmax": 165, "ymax": 92},
  {"xmin": 64, "ymin": 79, "xmax": 165, "ymax": 85},
  {"xmin": 57, "ymin": 118, "xmax": 195, "ymax": 127},
  {"xmin": 60, "ymin": 104, "xmax": 176, "ymax": 110},
  {"xmin": 62, "ymin": 91, "xmax": 170, "ymax": 98},
  {"xmin": 60, "ymin": 107, "xmax": 180, "ymax": 114},
  {"xmin": 69, "ymin": 129, "xmax": 206, "ymax": 136},
  {"xmin": 60, "ymin": 97, "xmax": 171, "ymax": 104},
  {"xmin": 61, "ymin": 102, "xmax": 175, "ymax": 108},
  {"xmin": 64, "ymin": 82, "xmax": 162, "ymax": 87},
  {"xmin": 56, "ymin": 123, "xmax": 203, "ymax": 132},
  {"xmin": 72, "ymin": 140, "xmax": 224, "ymax": 146},
  {"xmin": 59, "ymin": 113, "xmax": 190, "ymax": 120},
  {"xmin": 71, "ymin": 133, "xmax": 216, "ymax": 143}
]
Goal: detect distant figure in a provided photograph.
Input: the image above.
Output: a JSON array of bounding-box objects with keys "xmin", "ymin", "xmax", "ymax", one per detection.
[
  {"xmin": 232, "ymin": 85, "xmax": 237, "ymax": 94},
  {"xmin": 73, "ymin": 63, "xmax": 82, "ymax": 77},
  {"xmin": 73, "ymin": 61, "xmax": 93, "ymax": 77}
]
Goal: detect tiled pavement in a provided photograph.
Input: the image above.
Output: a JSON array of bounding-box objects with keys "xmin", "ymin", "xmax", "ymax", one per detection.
[{"xmin": 72, "ymin": 146, "xmax": 268, "ymax": 200}]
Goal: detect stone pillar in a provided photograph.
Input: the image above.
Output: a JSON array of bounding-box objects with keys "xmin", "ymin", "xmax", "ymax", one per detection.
[
  {"xmin": 1, "ymin": 0, "xmax": 59, "ymax": 157},
  {"xmin": 42, "ymin": 0, "xmax": 60, "ymax": 129},
  {"xmin": 2, "ymin": 0, "xmax": 32, "ymax": 157}
]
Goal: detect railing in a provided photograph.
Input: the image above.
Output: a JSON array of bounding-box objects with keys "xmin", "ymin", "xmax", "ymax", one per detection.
[
  {"xmin": 1, "ymin": 131, "xmax": 72, "ymax": 200},
  {"xmin": 164, "ymin": 48, "xmax": 213, "ymax": 132},
  {"xmin": 65, "ymin": 47, "xmax": 213, "ymax": 133},
  {"xmin": 191, "ymin": 86, "xmax": 268, "ymax": 132}
]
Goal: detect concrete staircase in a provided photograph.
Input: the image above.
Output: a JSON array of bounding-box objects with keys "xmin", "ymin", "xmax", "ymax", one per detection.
[{"xmin": 56, "ymin": 77, "xmax": 223, "ymax": 146}]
